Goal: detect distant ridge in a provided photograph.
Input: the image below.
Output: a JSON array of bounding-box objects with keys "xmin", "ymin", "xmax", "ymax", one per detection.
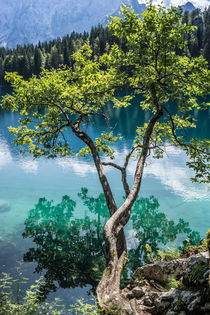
[
  {"xmin": 104, "ymin": 0, "xmax": 196, "ymax": 26},
  {"xmin": 0, "ymin": 0, "xmax": 197, "ymax": 48},
  {"xmin": 180, "ymin": 1, "xmax": 196, "ymax": 12},
  {"xmin": 0, "ymin": 0, "xmax": 122, "ymax": 48}
]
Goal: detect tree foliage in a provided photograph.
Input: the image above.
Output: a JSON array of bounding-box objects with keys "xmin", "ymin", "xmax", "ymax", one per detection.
[
  {"xmin": 102, "ymin": 4, "xmax": 210, "ymax": 182},
  {"xmin": 1, "ymin": 4, "xmax": 209, "ymax": 182}
]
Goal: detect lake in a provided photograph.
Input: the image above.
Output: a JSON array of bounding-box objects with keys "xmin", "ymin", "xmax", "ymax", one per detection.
[{"xmin": 0, "ymin": 85, "xmax": 209, "ymax": 306}]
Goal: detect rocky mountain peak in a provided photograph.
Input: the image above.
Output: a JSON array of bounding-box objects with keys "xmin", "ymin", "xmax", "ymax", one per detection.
[{"xmin": 0, "ymin": 0, "xmax": 197, "ymax": 48}]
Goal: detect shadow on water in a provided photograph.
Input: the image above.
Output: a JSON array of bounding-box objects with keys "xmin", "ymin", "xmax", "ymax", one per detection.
[{"xmin": 22, "ymin": 188, "xmax": 201, "ymax": 300}]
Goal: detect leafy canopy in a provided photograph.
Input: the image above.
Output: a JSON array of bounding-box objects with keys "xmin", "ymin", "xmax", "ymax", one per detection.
[{"xmin": 1, "ymin": 4, "xmax": 209, "ymax": 182}]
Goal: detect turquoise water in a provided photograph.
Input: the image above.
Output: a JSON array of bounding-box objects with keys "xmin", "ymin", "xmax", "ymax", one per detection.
[{"xmin": 0, "ymin": 85, "xmax": 209, "ymax": 304}]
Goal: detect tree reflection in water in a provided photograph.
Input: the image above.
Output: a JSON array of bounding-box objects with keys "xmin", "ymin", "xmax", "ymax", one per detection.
[{"xmin": 22, "ymin": 189, "xmax": 200, "ymax": 299}]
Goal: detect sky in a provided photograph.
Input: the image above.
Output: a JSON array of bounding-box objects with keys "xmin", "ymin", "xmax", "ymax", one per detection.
[{"xmin": 139, "ymin": 0, "xmax": 210, "ymax": 9}]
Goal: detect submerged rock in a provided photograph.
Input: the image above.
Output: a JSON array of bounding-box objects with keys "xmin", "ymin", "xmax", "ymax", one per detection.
[{"xmin": 0, "ymin": 203, "xmax": 11, "ymax": 213}]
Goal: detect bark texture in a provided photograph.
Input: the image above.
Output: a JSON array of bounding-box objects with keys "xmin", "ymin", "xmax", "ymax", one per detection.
[
  {"xmin": 71, "ymin": 123, "xmax": 127, "ymax": 259},
  {"xmin": 62, "ymin": 93, "xmax": 164, "ymax": 313},
  {"xmin": 96, "ymin": 104, "xmax": 164, "ymax": 314}
]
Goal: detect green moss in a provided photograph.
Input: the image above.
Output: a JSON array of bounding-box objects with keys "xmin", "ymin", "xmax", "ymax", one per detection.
[
  {"xmin": 108, "ymin": 305, "xmax": 121, "ymax": 315},
  {"xmin": 176, "ymin": 297, "xmax": 182, "ymax": 307},
  {"xmin": 145, "ymin": 244, "xmax": 154, "ymax": 262},
  {"xmin": 196, "ymin": 238, "xmax": 208, "ymax": 253},
  {"xmin": 166, "ymin": 277, "xmax": 182, "ymax": 290},
  {"xmin": 70, "ymin": 299, "xmax": 101, "ymax": 314},
  {"xmin": 157, "ymin": 248, "xmax": 181, "ymax": 261},
  {"xmin": 145, "ymin": 244, "xmax": 181, "ymax": 262},
  {"xmin": 134, "ymin": 275, "xmax": 144, "ymax": 283}
]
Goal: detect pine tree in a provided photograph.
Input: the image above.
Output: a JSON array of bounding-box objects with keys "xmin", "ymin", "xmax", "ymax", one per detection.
[{"xmin": 33, "ymin": 47, "xmax": 43, "ymax": 75}]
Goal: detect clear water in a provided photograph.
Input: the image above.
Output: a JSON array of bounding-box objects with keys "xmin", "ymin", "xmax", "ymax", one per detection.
[{"xmin": 0, "ymin": 85, "xmax": 209, "ymax": 305}]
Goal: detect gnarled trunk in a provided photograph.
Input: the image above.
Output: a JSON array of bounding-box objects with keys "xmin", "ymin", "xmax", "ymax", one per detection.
[
  {"xmin": 71, "ymin": 124, "xmax": 127, "ymax": 259},
  {"xmin": 70, "ymin": 95, "xmax": 163, "ymax": 314},
  {"xmin": 97, "ymin": 106, "xmax": 163, "ymax": 314}
]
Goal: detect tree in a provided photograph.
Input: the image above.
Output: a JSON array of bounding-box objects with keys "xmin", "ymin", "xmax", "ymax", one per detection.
[
  {"xmin": 1, "ymin": 4, "xmax": 209, "ymax": 313},
  {"xmin": 33, "ymin": 47, "xmax": 43, "ymax": 75},
  {"xmin": 49, "ymin": 45, "xmax": 64, "ymax": 69}
]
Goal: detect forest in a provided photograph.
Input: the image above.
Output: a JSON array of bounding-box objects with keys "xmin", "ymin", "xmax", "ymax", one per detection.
[{"xmin": 0, "ymin": 6, "xmax": 209, "ymax": 85}]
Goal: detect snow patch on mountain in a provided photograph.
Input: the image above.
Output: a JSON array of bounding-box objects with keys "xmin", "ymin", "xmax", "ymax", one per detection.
[{"xmin": 138, "ymin": 0, "xmax": 209, "ymax": 10}]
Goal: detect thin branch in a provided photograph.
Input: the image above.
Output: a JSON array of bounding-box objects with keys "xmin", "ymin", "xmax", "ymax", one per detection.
[
  {"xmin": 102, "ymin": 162, "xmax": 123, "ymax": 172},
  {"xmin": 124, "ymin": 145, "xmax": 138, "ymax": 170},
  {"xmin": 59, "ymin": 130, "xmax": 68, "ymax": 146},
  {"xmin": 73, "ymin": 113, "xmax": 86, "ymax": 128},
  {"xmin": 104, "ymin": 104, "xmax": 164, "ymax": 263},
  {"xmin": 52, "ymin": 103, "xmax": 72, "ymax": 125},
  {"xmin": 102, "ymin": 145, "xmax": 139, "ymax": 197},
  {"xmin": 163, "ymin": 105, "xmax": 210, "ymax": 156},
  {"xmin": 18, "ymin": 123, "xmax": 69, "ymax": 141}
]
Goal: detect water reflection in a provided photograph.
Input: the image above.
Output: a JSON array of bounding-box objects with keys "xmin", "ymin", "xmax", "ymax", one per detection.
[
  {"xmin": 19, "ymin": 157, "xmax": 38, "ymax": 174},
  {"xmin": 22, "ymin": 194, "xmax": 106, "ymax": 299},
  {"xmin": 0, "ymin": 138, "xmax": 12, "ymax": 169},
  {"xmin": 91, "ymin": 93, "xmax": 210, "ymax": 141},
  {"xmin": 127, "ymin": 196, "xmax": 200, "ymax": 272},
  {"xmin": 0, "ymin": 90, "xmax": 209, "ymax": 155},
  {"xmin": 22, "ymin": 189, "xmax": 200, "ymax": 299}
]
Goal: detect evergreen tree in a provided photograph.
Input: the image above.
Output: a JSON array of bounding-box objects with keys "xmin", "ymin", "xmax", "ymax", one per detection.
[
  {"xmin": 33, "ymin": 47, "xmax": 43, "ymax": 75},
  {"xmin": 63, "ymin": 39, "xmax": 70, "ymax": 66}
]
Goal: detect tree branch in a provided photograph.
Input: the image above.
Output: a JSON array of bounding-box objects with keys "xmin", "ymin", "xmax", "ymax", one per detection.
[
  {"xmin": 123, "ymin": 145, "xmax": 138, "ymax": 170},
  {"xmin": 102, "ymin": 162, "xmax": 123, "ymax": 171},
  {"xmin": 163, "ymin": 105, "xmax": 210, "ymax": 156},
  {"xmin": 104, "ymin": 86, "xmax": 164, "ymax": 255}
]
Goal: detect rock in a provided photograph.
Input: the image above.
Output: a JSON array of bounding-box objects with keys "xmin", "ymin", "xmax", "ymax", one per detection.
[
  {"xmin": 0, "ymin": 0, "xmax": 123, "ymax": 47},
  {"xmin": 204, "ymin": 303, "xmax": 210, "ymax": 311},
  {"xmin": 126, "ymin": 290, "xmax": 135, "ymax": 299},
  {"xmin": 180, "ymin": 291, "xmax": 201, "ymax": 311},
  {"xmin": 143, "ymin": 294, "xmax": 153, "ymax": 307},
  {"xmin": 127, "ymin": 252, "xmax": 209, "ymax": 314},
  {"xmin": 182, "ymin": 254, "xmax": 209, "ymax": 288},
  {"xmin": 137, "ymin": 280, "xmax": 150, "ymax": 287},
  {"xmin": 149, "ymin": 280, "xmax": 165, "ymax": 291},
  {"xmin": 132, "ymin": 287, "xmax": 146, "ymax": 298},
  {"xmin": 180, "ymin": 2, "xmax": 196, "ymax": 13},
  {"xmin": 0, "ymin": 203, "xmax": 11, "ymax": 213},
  {"xmin": 131, "ymin": 258, "xmax": 188, "ymax": 285},
  {"xmin": 201, "ymin": 251, "xmax": 210, "ymax": 259}
]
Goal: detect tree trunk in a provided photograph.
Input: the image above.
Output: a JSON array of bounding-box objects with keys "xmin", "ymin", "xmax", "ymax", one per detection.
[
  {"xmin": 97, "ymin": 105, "xmax": 163, "ymax": 314},
  {"xmin": 70, "ymin": 98, "xmax": 163, "ymax": 314},
  {"xmin": 71, "ymin": 125, "xmax": 127, "ymax": 259}
]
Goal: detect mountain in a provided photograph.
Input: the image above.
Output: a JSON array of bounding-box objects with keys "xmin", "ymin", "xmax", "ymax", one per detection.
[
  {"xmin": 104, "ymin": 0, "xmax": 146, "ymax": 22},
  {"xmin": 0, "ymin": 0, "xmax": 197, "ymax": 48},
  {"xmin": 104, "ymin": 0, "xmax": 195, "ymax": 26},
  {"xmin": 0, "ymin": 0, "xmax": 122, "ymax": 48},
  {"xmin": 180, "ymin": 1, "xmax": 196, "ymax": 12}
]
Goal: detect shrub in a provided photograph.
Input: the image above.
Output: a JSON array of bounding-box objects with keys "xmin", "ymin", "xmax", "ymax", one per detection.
[{"xmin": 0, "ymin": 273, "xmax": 101, "ymax": 314}]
